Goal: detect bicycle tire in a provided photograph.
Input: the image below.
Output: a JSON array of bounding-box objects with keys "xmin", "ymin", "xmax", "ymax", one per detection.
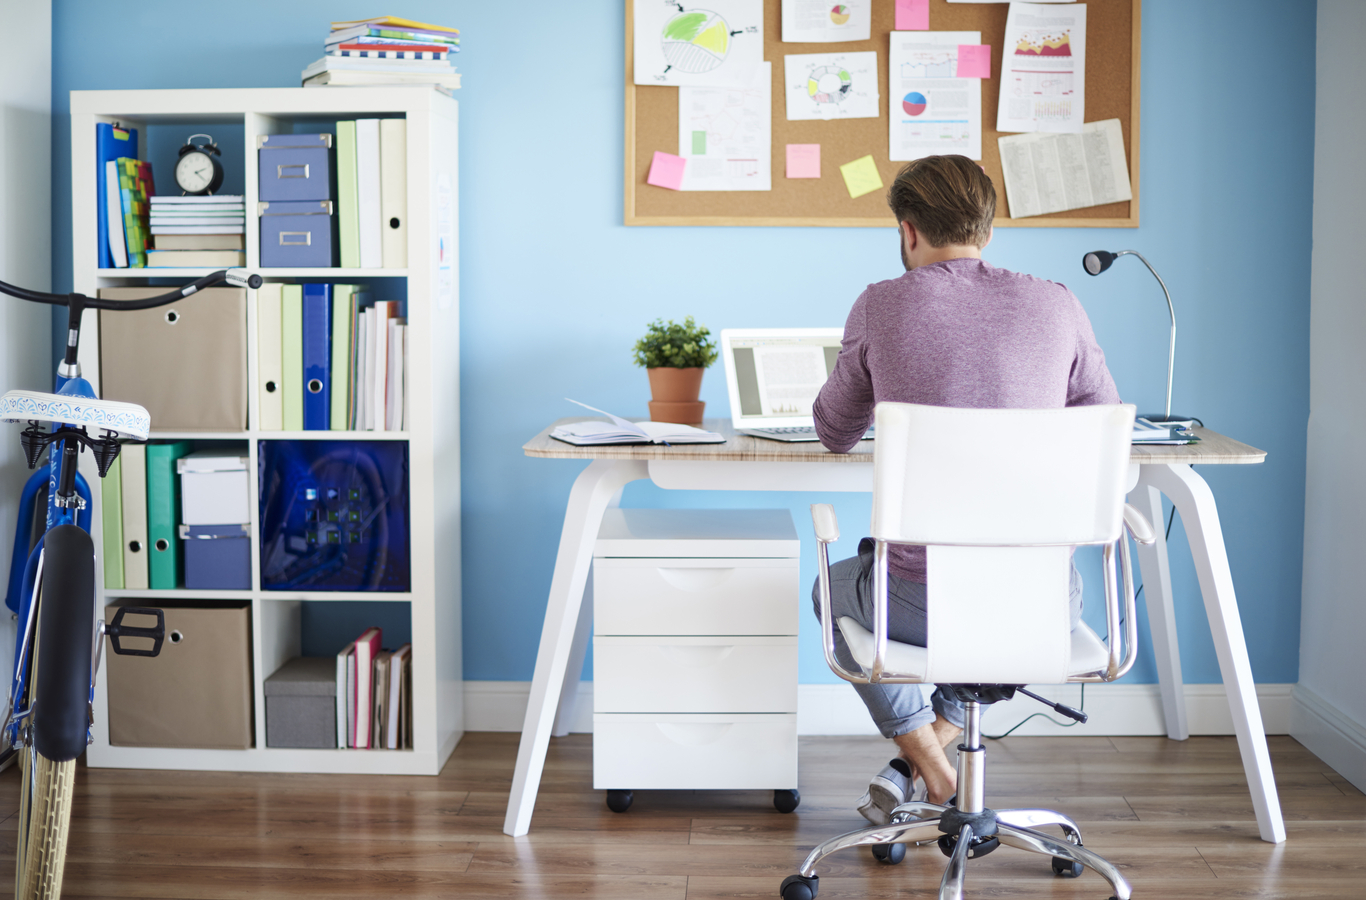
[{"xmin": 16, "ymin": 748, "xmax": 76, "ymax": 899}]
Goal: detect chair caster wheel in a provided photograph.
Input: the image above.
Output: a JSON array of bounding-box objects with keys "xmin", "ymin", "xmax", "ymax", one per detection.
[
  {"xmin": 773, "ymin": 789, "xmax": 801, "ymax": 813},
  {"xmin": 779, "ymin": 873, "xmax": 819, "ymax": 900},
  {"xmin": 605, "ymin": 789, "xmax": 633, "ymax": 813},
  {"xmin": 870, "ymin": 841, "xmax": 905, "ymax": 865},
  {"xmin": 1051, "ymin": 855, "xmax": 1083, "ymax": 878}
]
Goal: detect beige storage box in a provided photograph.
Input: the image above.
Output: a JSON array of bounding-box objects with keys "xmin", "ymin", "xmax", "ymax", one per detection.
[
  {"xmin": 98, "ymin": 287, "xmax": 247, "ymax": 432},
  {"xmin": 104, "ymin": 603, "xmax": 253, "ymax": 749}
]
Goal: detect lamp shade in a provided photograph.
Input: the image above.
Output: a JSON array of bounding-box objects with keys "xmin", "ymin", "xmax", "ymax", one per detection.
[{"xmin": 1083, "ymin": 250, "xmax": 1117, "ymax": 276}]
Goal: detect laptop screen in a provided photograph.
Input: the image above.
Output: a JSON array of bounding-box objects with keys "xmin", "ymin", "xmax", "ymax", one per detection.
[{"xmin": 722, "ymin": 329, "xmax": 844, "ymax": 424}]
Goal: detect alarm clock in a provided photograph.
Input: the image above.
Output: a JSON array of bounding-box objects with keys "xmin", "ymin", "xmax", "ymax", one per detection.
[{"xmin": 175, "ymin": 134, "xmax": 224, "ymax": 195}]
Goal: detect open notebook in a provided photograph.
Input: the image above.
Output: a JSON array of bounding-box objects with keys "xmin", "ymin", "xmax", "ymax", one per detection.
[{"xmin": 551, "ymin": 399, "xmax": 725, "ymax": 446}]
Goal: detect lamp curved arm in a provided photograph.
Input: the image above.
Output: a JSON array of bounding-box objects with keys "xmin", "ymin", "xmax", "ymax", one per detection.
[{"xmin": 1116, "ymin": 250, "xmax": 1176, "ymax": 420}]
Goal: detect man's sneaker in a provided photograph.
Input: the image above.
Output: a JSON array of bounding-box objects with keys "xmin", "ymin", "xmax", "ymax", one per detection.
[{"xmin": 855, "ymin": 758, "xmax": 924, "ymax": 825}]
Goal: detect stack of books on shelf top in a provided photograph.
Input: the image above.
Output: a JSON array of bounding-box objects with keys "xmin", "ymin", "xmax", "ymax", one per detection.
[
  {"xmin": 147, "ymin": 195, "xmax": 246, "ymax": 268},
  {"xmin": 303, "ymin": 15, "xmax": 460, "ymax": 93}
]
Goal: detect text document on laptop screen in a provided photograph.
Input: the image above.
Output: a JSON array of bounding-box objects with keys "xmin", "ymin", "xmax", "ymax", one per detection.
[{"xmin": 722, "ymin": 329, "xmax": 843, "ymax": 427}]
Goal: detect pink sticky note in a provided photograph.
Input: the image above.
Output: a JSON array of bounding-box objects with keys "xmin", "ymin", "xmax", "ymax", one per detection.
[
  {"xmin": 647, "ymin": 151, "xmax": 687, "ymax": 191},
  {"xmin": 786, "ymin": 144, "xmax": 821, "ymax": 179},
  {"xmin": 957, "ymin": 45, "xmax": 991, "ymax": 79},
  {"xmin": 895, "ymin": 0, "xmax": 929, "ymax": 31}
]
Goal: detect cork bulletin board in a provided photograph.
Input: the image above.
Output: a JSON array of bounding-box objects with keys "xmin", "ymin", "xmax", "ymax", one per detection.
[{"xmin": 625, "ymin": 0, "xmax": 1141, "ymax": 227}]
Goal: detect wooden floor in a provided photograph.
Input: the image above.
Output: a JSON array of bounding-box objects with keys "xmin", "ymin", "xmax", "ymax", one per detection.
[{"xmin": 0, "ymin": 733, "xmax": 1361, "ymax": 898}]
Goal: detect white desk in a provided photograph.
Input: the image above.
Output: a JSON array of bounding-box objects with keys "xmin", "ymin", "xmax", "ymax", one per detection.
[{"xmin": 505, "ymin": 419, "xmax": 1284, "ymax": 844}]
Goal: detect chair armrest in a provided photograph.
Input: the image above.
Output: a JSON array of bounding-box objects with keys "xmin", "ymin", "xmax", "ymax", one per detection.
[
  {"xmin": 811, "ymin": 504, "xmax": 840, "ymax": 543},
  {"xmin": 1123, "ymin": 504, "xmax": 1155, "ymax": 544}
]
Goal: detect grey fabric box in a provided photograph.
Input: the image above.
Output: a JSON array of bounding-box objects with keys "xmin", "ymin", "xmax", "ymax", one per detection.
[{"xmin": 264, "ymin": 657, "xmax": 336, "ymax": 748}]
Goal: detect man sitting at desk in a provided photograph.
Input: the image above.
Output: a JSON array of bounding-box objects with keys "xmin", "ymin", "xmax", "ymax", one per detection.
[{"xmin": 812, "ymin": 154, "xmax": 1120, "ymax": 823}]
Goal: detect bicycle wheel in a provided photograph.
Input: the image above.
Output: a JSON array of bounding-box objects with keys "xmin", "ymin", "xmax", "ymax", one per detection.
[{"xmin": 15, "ymin": 523, "xmax": 94, "ymax": 899}]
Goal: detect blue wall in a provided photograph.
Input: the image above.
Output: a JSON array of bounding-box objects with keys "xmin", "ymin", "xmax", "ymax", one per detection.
[{"xmin": 51, "ymin": 1, "xmax": 1314, "ymax": 688}]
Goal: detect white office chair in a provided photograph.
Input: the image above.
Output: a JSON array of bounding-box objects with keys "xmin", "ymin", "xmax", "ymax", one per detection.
[{"xmin": 780, "ymin": 402, "xmax": 1154, "ymax": 900}]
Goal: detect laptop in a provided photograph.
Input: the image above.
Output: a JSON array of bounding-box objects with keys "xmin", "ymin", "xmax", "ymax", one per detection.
[{"xmin": 720, "ymin": 328, "xmax": 873, "ymax": 442}]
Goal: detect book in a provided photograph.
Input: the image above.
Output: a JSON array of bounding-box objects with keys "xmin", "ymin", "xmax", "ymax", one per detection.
[
  {"xmin": 354, "ymin": 308, "xmax": 370, "ymax": 429},
  {"xmin": 356, "ymin": 120, "xmax": 382, "ymax": 269},
  {"xmin": 371, "ymin": 301, "xmax": 396, "ymax": 430},
  {"xmin": 386, "ymin": 318, "xmax": 406, "ymax": 431},
  {"xmin": 146, "ymin": 250, "xmax": 245, "ymax": 267},
  {"xmin": 330, "ymin": 286, "xmax": 356, "ymax": 430},
  {"xmin": 326, "ymin": 34, "xmax": 455, "ymax": 49},
  {"xmin": 331, "ymin": 44, "xmax": 449, "ymax": 60},
  {"xmin": 302, "ymin": 56, "xmax": 455, "ymax": 82},
  {"xmin": 281, "ymin": 285, "xmax": 304, "ymax": 431},
  {"xmin": 380, "ymin": 119, "xmax": 407, "ymax": 269},
  {"xmin": 96, "ymin": 123, "xmax": 137, "ymax": 268},
  {"xmin": 346, "ymin": 649, "xmax": 357, "ymax": 747},
  {"xmin": 151, "ymin": 225, "xmax": 247, "ymax": 235},
  {"xmin": 117, "ymin": 158, "xmax": 154, "ymax": 267},
  {"xmin": 336, "ymin": 640, "xmax": 355, "ymax": 748},
  {"xmin": 386, "ymin": 644, "xmax": 411, "ymax": 749},
  {"xmin": 302, "ymin": 283, "xmax": 332, "ymax": 431},
  {"xmin": 303, "ymin": 70, "xmax": 461, "ymax": 90},
  {"xmin": 146, "ymin": 441, "xmax": 192, "ymax": 589},
  {"xmin": 101, "ymin": 454, "xmax": 124, "ymax": 590},
  {"xmin": 105, "ymin": 161, "xmax": 128, "ymax": 268},
  {"xmin": 149, "ymin": 194, "xmax": 245, "ymax": 204},
  {"xmin": 336, "ymin": 121, "xmax": 360, "ymax": 268},
  {"xmin": 551, "ymin": 400, "xmax": 725, "ymax": 445},
  {"xmin": 331, "ymin": 15, "xmax": 460, "ymax": 34},
  {"xmin": 257, "ymin": 283, "xmax": 284, "ymax": 431},
  {"xmin": 372, "ymin": 649, "xmax": 392, "ymax": 749},
  {"xmin": 1132, "ymin": 418, "xmax": 1201, "ymax": 445},
  {"xmin": 352, "ymin": 627, "xmax": 382, "ymax": 748},
  {"xmin": 152, "ymin": 233, "xmax": 243, "ymax": 250},
  {"xmin": 148, "ymin": 217, "xmax": 246, "ymax": 226},
  {"xmin": 120, "ymin": 443, "xmax": 148, "ymax": 589}
]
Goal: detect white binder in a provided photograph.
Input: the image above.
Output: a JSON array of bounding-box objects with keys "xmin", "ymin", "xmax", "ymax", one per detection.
[
  {"xmin": 356, "ymin": 119, "xmax": 382, "ymax": 269},
  {"xmin": 379, "ymin": 119, "xmax": 408, "ymax": 269}
]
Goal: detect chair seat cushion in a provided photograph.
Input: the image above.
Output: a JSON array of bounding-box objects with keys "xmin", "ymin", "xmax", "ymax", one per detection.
[{"xmin": 836, "ymin": 616, "xmax": 1111, "ymax": 681}]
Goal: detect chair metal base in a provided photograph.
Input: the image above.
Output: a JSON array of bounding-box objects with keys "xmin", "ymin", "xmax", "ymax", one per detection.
[{"xmin": 786, "ymin": 801, "xmax": 1131, "ymax": 900}]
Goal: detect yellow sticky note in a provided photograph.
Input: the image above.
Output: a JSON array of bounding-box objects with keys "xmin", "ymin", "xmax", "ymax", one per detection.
[{"xmin": 840, "ymin": 155, "xmax": 883, "ymax": 199}]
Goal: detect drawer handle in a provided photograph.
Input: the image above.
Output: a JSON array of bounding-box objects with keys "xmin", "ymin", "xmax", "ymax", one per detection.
[
  {"xmin": 656, "ymin": 722, "xmax": 732, "ymax": 747},
  {"xmin": 665, "ymin": 645, "xmax": 736, "ymax": 668},
  {"xmin": 656, "ymin": 567, "xmax": 736, "ymax": 592}
]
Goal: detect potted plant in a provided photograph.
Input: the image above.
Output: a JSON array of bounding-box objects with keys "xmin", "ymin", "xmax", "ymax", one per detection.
[{"xmin": 632, "ymin": 316, "xmax": 719, "ymax": 426}]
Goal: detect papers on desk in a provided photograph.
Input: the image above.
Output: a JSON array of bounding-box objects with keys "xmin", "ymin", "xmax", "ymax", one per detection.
[
  {"xmin": 552, "ymin": 400, "xmax": 725, "ymax": 446},
  {"xmin": 1132, "ymin": 418, "xmax": 1200, "ymax": 445}
]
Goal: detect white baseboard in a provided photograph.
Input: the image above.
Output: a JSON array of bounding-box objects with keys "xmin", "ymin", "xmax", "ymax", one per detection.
[
  {"xmin": 1291, "ymin": 683, "xmax": 1366, "ymax": 792},
  {"xmin": 463, "ymin": 681, "xmax": 1294, "ymax": 737}
]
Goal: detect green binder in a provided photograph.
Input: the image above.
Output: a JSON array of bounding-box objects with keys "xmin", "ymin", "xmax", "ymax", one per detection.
[
  {"xmin": 282, "ymin": 285, "xmax": 304, "ymax": 431},
  {"xmin": 337, "ymin": 121, "xmax": 360, "ymax": 269},
  {"xmin": 101, "ymin": 455, "xmax": 124, "ymax": 590},
  {"xmin": 146, "ymin": 441, "xmax": 191, "ymax": 589}
]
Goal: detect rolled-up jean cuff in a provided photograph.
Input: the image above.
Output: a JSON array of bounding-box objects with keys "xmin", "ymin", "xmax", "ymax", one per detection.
[
  {"xmin": 854, "ymin": 683, "xmax": 940, "ymax": 739},
  {"xmin": 933, "ymin": 689, "xmax": 968, "ymax": 731}
]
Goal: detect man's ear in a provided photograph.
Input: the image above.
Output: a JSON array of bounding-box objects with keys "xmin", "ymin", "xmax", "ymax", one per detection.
[
  {"xmin": 901, "ymin": 220, "xmax": 917, "ymax": 251},
  {"xmin": 982, "ymin": 225, "xmax": 993, "ymax": 251}
]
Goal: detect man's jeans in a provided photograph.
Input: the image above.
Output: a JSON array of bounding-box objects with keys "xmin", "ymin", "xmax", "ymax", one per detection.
[{"xmin": 812, "ymin": 538, "xmax": 1084, "ymax": 739}]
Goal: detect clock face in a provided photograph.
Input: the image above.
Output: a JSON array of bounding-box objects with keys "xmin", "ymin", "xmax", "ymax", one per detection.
[{"xmin": 176, "ymin": 151, "xmax": 216, "ymax": 193}]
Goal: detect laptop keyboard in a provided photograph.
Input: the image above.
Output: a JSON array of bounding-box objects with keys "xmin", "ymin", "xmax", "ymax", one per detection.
[{"xmin": 751, "ymin": 426, "xmax": 817, "ymax": 435}]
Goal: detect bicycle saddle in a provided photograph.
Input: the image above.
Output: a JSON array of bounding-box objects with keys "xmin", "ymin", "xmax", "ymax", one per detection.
[{"xmin": 0, "ymin": 390, "xmax": 150, "ymax": 441}]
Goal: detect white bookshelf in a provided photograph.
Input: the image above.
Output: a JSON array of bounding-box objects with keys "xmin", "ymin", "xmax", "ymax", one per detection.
[{"xmin": 70, "ymin": 87, "xmax": 462, "ymax": 774}]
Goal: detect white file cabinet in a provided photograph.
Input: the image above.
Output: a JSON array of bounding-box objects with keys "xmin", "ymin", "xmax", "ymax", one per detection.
[{"xmin": 592, "ymin": 508, "xmax": 801, "ymax": 814}]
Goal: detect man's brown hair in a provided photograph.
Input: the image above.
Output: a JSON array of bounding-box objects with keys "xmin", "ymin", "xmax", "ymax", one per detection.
[{"xmin": 886, "ymin": 155, "xmax": 996, "ymax": 248}]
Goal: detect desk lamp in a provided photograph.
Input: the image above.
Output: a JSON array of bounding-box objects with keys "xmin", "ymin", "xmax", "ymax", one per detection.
[{"xmin": 1082, "ymin": 250, "xmax": 1196, "ymax": 428}]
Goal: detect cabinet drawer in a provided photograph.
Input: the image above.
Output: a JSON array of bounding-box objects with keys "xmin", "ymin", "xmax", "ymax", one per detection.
[
  {"xmin": 594, "ymin": 558, "xmax": 799, "ymax": 636},
  {"xmin": 593, "ymin": 714, "xmax": 797, "ymax": 790},
  {"xmin": 595, "ymin": 636, "xmax": 797, "ymax": 713}
]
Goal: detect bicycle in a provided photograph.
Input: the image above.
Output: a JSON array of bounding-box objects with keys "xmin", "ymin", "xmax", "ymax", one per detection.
[{"xmin": 0, "ymin": 267, "xmax": 261, "ymax": 898}]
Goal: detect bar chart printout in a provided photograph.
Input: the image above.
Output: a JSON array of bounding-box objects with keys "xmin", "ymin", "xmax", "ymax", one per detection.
[{"xmin": 996, "ymin": 1, "xmax": 1087, "ymax": 133}]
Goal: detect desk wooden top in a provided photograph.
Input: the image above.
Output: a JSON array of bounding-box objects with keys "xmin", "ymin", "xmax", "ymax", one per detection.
[{"xmin": 524, "ymin": 418, "xmax": 1267, "ymax": 465}]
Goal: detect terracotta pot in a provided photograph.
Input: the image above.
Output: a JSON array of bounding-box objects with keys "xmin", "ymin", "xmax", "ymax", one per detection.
[{"xmin": 647, "ymin": 367, "xmax": 706, "ymax": 425}]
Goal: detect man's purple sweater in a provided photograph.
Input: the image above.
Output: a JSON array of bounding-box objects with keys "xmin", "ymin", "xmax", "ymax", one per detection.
[{"xmin": 813, "ymin": 257, "xmax": 1121, "ymax": 583}]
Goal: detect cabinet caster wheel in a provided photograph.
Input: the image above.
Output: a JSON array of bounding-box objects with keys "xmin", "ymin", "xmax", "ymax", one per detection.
[
  {"xmin": 1051, "ymin": 855, "xmax": 1083, "ymax": 877},
  {"xmin": 605, "ymin": 789, "xmax": 633, "ymax": 813},
  {"xmin": 779, "ymin": 873, "xmax": 819, "ymax": 900},
  {"xmin": 870, "ymin": 841, "xmax": 905, "ymax": 865},
  {"xmin": 773, "ymin": 789, "xmax": 801, "ymax": 813}
]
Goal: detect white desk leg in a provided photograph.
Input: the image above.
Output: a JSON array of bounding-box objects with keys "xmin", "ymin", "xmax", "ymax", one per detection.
[
  {"xmin": 1140, "ymin": 463, "xmax": 1286, "ymax": 844},
  {"xmin": 1129, "ymin": 478, "xmax": 1189, "ymax": 740},
  {"xmin": 504, "ymin": 460, "xmax": 648, "ymax": 837}
]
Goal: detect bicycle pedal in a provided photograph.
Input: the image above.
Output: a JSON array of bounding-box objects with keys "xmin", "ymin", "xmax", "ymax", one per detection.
[{"xmin": 106, "ymin": 607, "xmax": 166, "ymax": 657}]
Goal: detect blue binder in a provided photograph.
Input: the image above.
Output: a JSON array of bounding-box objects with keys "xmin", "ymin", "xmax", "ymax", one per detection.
[
  {"xmin": 302, "ymin": 283, "xmax": 333, "ymax": 430},
  {"xmin": 95, "ymin": 123, "xmax": 137, "ymax": 269}
]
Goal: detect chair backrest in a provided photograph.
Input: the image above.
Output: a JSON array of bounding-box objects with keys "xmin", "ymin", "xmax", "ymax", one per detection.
[{"xmin": 872, "ymin": 402, "xmax": 1135, "ymax": 684}]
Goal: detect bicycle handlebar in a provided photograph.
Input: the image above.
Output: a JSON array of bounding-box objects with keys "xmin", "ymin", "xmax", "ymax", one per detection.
[{"xmin": 0, "ymin": 268, "xmax": 263, "ymax": 311}]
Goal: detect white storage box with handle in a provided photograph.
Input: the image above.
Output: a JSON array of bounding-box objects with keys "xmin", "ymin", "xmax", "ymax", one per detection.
[
  {"xmin": 592, "ymin": 508, "xmax": 801, "ymax": 813},
  {"xmin": 177, "ymin": 450, "xmax": 250, "ymax": 526}
]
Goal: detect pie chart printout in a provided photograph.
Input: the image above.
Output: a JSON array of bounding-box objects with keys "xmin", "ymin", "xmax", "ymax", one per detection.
[
  {"xmin": 808, "ymin": 66, "xmax": 853, "ymax": 103},
  {"xmin": 662, "ymin": 10, "xmax": 731, "ymax": 75},
  {"xmin": 902, "ymin": 91, "xmax": 928, "ymax": 116},
  {"xmin": 830, "ymin": 4, "xmax": 851, "ymax": 25}
]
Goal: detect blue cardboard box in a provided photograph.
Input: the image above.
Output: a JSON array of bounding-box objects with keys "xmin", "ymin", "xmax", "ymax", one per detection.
[
  {"xmin": 260, "ymin": 200, "xmax": 334, "ymax": 268},
  {"xmin": 258, "ymin": 134, "xmax": 333, "ymax": 202},
  {"xmin": 181, "ymin": 524, "xmax": 251, "ymax": 590}
]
